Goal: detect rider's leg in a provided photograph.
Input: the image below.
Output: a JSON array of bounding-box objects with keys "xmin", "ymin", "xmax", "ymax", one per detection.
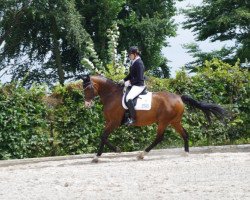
[
  {"xmin": 125, "ymin": 99, "xmax": 136, "ymax": 125},
  {"xmin": 125, "ymin": 85, "xmax": 145, "ymax": 125}
]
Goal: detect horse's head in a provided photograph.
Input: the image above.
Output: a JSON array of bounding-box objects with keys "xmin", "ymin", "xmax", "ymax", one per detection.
[{"xmin": 79, "ymin": 74, "xmax": 98, "ymax": 108}]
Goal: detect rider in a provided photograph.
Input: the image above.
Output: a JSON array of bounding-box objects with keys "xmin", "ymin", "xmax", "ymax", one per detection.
[{"xmin": 121, "ymin": 46, "xmax": 146, "ymax": 125}]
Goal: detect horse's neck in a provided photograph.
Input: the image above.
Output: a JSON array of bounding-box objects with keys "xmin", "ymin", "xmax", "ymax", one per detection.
[{"xmin": 94, "ymin": 78, "xmax": 122, "ymax": 103}]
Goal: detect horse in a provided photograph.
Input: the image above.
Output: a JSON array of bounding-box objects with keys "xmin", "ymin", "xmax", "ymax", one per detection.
[{"xmin": 80, "ymin": 74, "xmax": 226, "ymax": 163}]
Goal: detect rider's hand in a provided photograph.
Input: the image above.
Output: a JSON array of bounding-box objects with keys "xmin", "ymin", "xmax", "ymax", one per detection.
[{"xmin": 124, "ymin": 80, "xmax": 131, "ymax": 87}]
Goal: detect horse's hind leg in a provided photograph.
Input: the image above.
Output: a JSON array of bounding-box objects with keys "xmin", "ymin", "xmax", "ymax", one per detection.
[
  {"xmin": 137, "ymin": 124, "xmax": 166, "ymax": 160},
  {"xmin": 172, "ymin": 122, "xmax": 189, "ymax": 153}
]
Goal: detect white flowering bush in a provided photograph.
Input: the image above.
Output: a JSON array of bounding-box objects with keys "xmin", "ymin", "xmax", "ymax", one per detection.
[
  {"xmin": 81, "ymin": 23, "xmax": 127, "ymax": 77},
  {"xmin": 106, "ymin": 23, "xmax": 126, "ymax": 76}
]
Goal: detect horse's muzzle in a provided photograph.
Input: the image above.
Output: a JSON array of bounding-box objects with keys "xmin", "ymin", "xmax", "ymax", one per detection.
[{"xmin": 85, "ymin": 101, "xmax": 94, "ymax": 108}]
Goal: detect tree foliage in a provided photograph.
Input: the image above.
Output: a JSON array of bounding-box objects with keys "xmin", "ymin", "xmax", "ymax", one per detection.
[
  {"xmin": 183, "ymin": 43, "xmax": 235, "ymax": 71},
  {"xmin": 0, "ymin": 0, "xmax": 101, "ymax": 86},
  {"xmin": 117, "ymin": 0, "xmax": 177, "ymax": 71},
  {"xmin": 182, "ymin": 0, "xmax": 250, "ymax": 64},
  {"xmin": 0, "ymin": 0, "xmax": 177, "ymax": 85}
]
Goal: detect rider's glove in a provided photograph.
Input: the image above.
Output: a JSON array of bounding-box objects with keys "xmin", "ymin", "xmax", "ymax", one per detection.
[{"xmin": 124, "ymin": 80, "xmax": 131, "ymax": 87}]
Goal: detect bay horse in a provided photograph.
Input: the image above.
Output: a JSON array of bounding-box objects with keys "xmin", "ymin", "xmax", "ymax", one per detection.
[{"xmin": 80, "ymin": 75, "xmax": 226, "ymax": 163}]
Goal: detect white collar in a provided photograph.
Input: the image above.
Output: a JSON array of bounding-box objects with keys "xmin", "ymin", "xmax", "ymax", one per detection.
[{"xmin": 132, "ymin": 56, "xmax": 140, "ymax": 65}]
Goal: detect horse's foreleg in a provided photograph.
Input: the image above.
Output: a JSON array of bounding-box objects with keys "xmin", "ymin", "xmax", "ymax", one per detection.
[
  {"xmin": 137, "ymin": 124, "xmax": 166, "ymax": 160},
  {"xmin": 92, "ymin": 124, "xmax": 119, "ymax": 163},
  {"xmin": 92, "ymin": 131, "xmax": 110, "ymax": 163},
  {"xmin": 96, "ymin": 132, "xmax": 109, "ymax": 156}
]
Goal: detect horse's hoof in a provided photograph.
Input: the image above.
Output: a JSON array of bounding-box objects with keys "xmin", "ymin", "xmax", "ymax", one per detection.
[
  {"xmin": 91, "ymin": 156, "xmax": 99, "ymax": 163},
  {"xmin": 137, "ymin": 151, "xmax": 148, "ymax": 160},
  {"xmin": 137, "ymin": 154, "xmax": 144, "ymax": 160}
]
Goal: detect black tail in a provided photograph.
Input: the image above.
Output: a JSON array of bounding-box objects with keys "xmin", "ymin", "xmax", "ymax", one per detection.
[{"xmin": 181, "ymin": 95, "xmax": 227, "ymax": 124}]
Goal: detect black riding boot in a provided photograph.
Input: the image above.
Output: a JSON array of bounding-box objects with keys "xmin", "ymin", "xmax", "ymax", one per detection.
[{"xmin": 125, "ymin": 99, "xmax": 136, "ymax": 126}]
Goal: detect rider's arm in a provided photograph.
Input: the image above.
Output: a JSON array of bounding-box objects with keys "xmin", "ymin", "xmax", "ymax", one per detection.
[
  {"xmin": 136, "ymin": 61, "xmax": 144, "ymax": 83},
  {"xmin": 124, "ymin": 70, "xmax": 131, "ymax": 82}
]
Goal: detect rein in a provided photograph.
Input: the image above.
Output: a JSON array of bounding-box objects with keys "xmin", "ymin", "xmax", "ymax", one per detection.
[{"xmin": 83, "ymin": 80, "xmax": 93, "ymax": 89}]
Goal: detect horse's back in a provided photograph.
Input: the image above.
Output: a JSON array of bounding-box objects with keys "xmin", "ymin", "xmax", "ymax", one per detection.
[
  {"xmin": 152, "ymin": 91, "xmax": 184, "ymax": 120},
  {"xmin": 153, "ymin": 91, "xmax": 183, "ymax": 107},
  {"xmin": 135, "ymin": 91, "xmax": 184, "ymax": 126}
]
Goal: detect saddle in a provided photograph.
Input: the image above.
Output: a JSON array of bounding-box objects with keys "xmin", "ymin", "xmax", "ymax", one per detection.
[{"xmin": 122, "ymin": 86, "xmax": 152, "ymax": 110}]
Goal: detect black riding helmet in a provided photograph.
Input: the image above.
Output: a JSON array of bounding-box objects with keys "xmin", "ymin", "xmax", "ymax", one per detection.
[{"xmin": 128, "ymin": 46, "xmax": 140, "ymax": 55}]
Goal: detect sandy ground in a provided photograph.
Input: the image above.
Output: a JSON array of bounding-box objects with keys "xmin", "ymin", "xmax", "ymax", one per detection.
[{"xmin": 0, "ymin": 146, "xmax": 249, "ymax": 200}]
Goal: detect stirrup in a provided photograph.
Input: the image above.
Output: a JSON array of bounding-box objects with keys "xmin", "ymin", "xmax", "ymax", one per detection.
[{"xmin": 124, "ymin": 118, "xmax": 135, "ymax": 126}]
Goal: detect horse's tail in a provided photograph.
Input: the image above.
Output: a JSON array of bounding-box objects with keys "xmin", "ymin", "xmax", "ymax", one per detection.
[{"xmin": 181, "ymin": 95, "xmax": 227, "ymax": 124}]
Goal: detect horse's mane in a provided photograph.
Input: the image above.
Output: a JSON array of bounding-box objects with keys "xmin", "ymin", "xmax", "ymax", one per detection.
[{"xmin": 92, "ymin": 75, "xmax": 123, "ymax": 90}]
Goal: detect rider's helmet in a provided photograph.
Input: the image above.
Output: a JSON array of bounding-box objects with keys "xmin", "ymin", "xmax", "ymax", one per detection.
[{"xmin": 128, "ymin": 46, "xmax": 140, "ymax": 55}]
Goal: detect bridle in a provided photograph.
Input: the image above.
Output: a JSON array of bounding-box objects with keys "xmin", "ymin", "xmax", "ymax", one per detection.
[{"xmin": 83, "ymin": 79, "xmax": 96, "ymax": 102}]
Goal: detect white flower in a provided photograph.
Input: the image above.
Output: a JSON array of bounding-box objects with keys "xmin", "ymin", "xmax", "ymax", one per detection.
[{"xmin": 82, "ymin": 58, "xmax": 95, "ymax": 69}]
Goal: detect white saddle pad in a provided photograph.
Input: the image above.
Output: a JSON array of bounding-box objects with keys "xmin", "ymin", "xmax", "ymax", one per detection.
[{"xmin": 122, "ymin": 92, "xmax": 152, "ymax": 110}]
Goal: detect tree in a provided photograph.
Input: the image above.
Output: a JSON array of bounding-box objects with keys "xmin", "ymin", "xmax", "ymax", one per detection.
[
  {"xmin": 118, "ymin": 0, "xmax": 177, "ymax": 73},
  {"xmin": 78, "ymin": 0, "xmax": 177, "ymax": 76},
  {"xmin": 183, "ymin": 43, "xmax": 235, "ymax": 71},
  {"xmin": 0, "ymin": 0, "xmax": 178, "ymax": 85},
  {"xmin": 0, "ymin": 0, "xmax": 100, "ymax": 86},
  {"xmin": 182, "ymin": 0, "xmax": 250, "ymax": 63},
  {"xmin": 77, "ymin": 0, "xmax": 126, "ymax": 64},
  {"xmin": 147, "ymin": 57, "xmax": 171, "ymax": 78}
]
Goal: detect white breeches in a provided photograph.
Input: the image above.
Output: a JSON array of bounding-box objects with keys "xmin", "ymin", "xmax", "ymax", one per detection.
[{"xmin": 126, "ymin": 85, "xmax": 146, "ymax": 102}]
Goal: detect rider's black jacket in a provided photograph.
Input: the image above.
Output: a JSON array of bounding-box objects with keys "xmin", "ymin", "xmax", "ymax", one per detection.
[{"xmin": 124, "ymin": 58, "xmax": 145, "ymax": 86}]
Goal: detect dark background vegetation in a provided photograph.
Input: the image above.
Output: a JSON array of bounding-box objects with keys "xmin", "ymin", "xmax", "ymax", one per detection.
[
  {"xmin": 0, "ymin": 0, "xmax": 249, "ymax": 159},
  {"xmin": 0, "ymin": 59, "xmax": 249, "ymax": 159}
]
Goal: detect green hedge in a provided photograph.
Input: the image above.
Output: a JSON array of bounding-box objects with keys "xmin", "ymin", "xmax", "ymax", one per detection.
[
  {"xmin": 0, "ymin": 84, "xmax": 51, "ymax": 159},
  {"xmin": 0, "ymin": 59, "xmax": 249, "ymax": 159}
]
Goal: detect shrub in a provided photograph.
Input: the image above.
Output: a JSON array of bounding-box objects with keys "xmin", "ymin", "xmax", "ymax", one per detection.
[
  {"xmin": 0, "ymin": 59, "xmax": 249, "ymax": 159},
  {"xmin": 0, "ymin": 83, "xmax": 51, "ymax": 159}
]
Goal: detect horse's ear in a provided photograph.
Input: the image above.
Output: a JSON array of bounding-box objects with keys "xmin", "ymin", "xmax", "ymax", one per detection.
[{"xmin": 79, "ymin": 74, "xmax": 90, "ymax": 83}]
